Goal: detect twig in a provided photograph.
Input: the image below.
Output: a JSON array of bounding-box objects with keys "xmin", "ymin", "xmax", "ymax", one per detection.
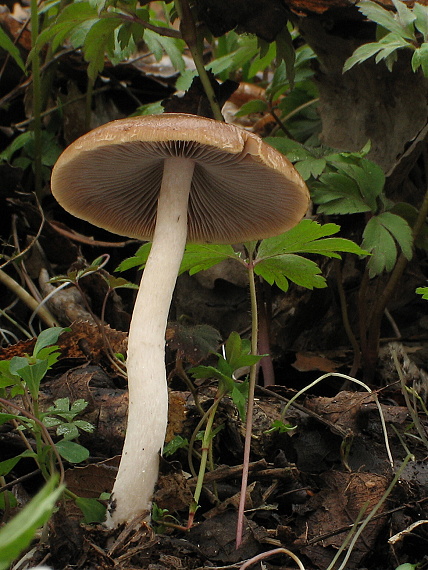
[{"xmin": 0, "ymin": 270, "xmax": 58, "ymax": 328}]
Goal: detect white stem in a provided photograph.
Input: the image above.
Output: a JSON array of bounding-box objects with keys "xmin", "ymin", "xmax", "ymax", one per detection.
[{"xmin": 105, "ymin": 156, "xmax": 195, "ymax": 528}]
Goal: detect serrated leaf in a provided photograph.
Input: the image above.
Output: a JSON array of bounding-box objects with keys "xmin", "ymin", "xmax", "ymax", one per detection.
[
  {"xmin": 357, "ymin": 0, "xmax": 414, "ymax": 38},
  {"xmin": 312, "ymin": 172, "xmax": 375, "ymax": 215},
  {"xmin": 248, "ymin": 40, "xmax": 276, "ymax": 78},
  {"xmin": 264, "ymin": 137, "xmax": 315, "ymax": 162},
  {"xmin": 416, "ymin": 286, "xmax": 428, "ymax": 300},
  {"xmin": 377, "ymin": 212, "xmax": 413, "ymax": 259},
  {"xmin": 163, "ymin": 435, "xmax": 189, "ymax": 456},
  {"xmin": 116, "ymin": 242, "xmax": 151, "ymax": 272},
  {"xmin": 166, "ymin": 323, "xmax": 221, "ymax": 364},
  {"xmin": 255, "ymin": 254, "xmax": 326, "ymax": 292},
  {"xmin": 257, "ymin": 220, "xmax": 340, "ymax": 258},
  {"xmin": 180, "ymin": 244, "xmax": 237, "ymax": 275},
  {"xmin": 84, "ymin": 17, "xmax": 121, "ymax": 79},
  {"xmin": 32, "ymin": 2, "xmax": 98, "ymax": 56},
  {"xmin": 362, "ymin": 212, "xmax": 412, "ymax": 277},
  {"xmin": 208, "ymin": 38, "xmax": 259, "ymax": 76},
  {"xmin": 391, "ymin": 0, "xmax": 416, "ymax": 37},
  {"xmin": 413, "ymin": 2, "xmax": 428, "ymax": 40},
  {"xmin": 412, "ymin": 43, "xmax": 428, "ymax": 76},
  {"xmin": 144, "ymin": 28, "xmax": 185, "ymax": 73},
  {"xmin": 343, "ymin": 33, "xmax": 409, "ymax": 72}
]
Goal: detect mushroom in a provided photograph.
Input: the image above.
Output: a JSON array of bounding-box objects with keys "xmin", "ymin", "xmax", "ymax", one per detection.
[{"xmin": 50, "ymin": 113, "xmax": 309, "ymax": 528}]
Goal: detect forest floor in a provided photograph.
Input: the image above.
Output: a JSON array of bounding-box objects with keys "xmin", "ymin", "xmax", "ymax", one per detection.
[{"xmin": 1, "ymin": 4, "xmax": 428, "ymax": 568}]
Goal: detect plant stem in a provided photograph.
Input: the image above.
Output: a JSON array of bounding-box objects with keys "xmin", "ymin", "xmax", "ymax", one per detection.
[
  {"xmin": 236, "ymin": 246, "xmax": 259, "ymax": 548},
  {"xmin": 30, "ymin": 0, "xmax": 43, "ymax": 200},
  {"xmin": 174, "ymin": 0, "xmax": 224, "ymax": 122},
  {"xmin": 334, "ymin": 260, "xmax": 360, "ymax": 377},
  {"xmin": 187, "ymin": 390, "xmax": 223, "ymax": 528}
]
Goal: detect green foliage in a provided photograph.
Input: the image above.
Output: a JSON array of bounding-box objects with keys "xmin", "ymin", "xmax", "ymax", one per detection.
[
  {"xmin": 32, "ymin": 1, "xmax": 185, "ymax": 81},
  {"xmin": 163, "ymin": 434, "xmax": 189, "ymax": 457},
  {"xmin": 190, "ymin": 332, "xmax": 259, "ymax": 420},
  {"xmin": 268, "ymin": 136, "xmax": 416, "ymax": 278},
  {"xmin": 265, "ymin": 419, "xmax": 296, "ymax": 434},
  {"xmin": 344, "ymin": 0, "xmax": 428, "ymax": 76},
  {"xmin": 0, "ymin": 27, "xmax": 26, "ymax": 73},
  {"xmin": 119, "ymin": 220, "xmax": 366, "ymax": 293},
  {"xmin": 0, "ymin": 328, "xmax": 93, "ymax": 510},
  {"xmin": 74, "ymin": 495, "xmax": 107, "ymax": 523},
  {"xmin": 416, "ymin": 286, "xmax": 428, "ymax": 300},
  {"xmin": 43, "ymin": 398, "xmax": 94, "ymax": 463},
  {"xmin": 0, "ymin": 130, "xmax": 62, "ymax": 182},
  {"xmin": 254, "ymin": 220, "xmax": 367, "ymax": 292},
  {"xmin": 0, "ymin": 478, "xmax": 64, "ymax": 570},
  {"xmin": 362, "ymin": 212, "xmax": 413, "ymax": 277}
]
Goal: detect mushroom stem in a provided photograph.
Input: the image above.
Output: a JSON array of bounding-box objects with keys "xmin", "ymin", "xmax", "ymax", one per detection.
[{"xmin": 105, "ymin": 156, "xmax": 195, "ymax": 528}]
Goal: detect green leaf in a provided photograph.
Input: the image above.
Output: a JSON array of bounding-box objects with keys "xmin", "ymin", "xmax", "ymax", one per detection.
[
  {"xmin": 265, "ymin": 419, "xmax": 296, "ymax": 434},
  {"xmin": 0, "ymin": 477, "xmax": 63, "ymax": 570},
  {"xmin": 180, "ymin": 244, "xmax": 237, "ymax": 275},
  {"xmin": 9, "ymin": 358, "xmax": 49, "ymax": 399},
  {"xmin": 362, "ymin": 212, "xmax": 412, "ymax": 277},
  {"xmin": 0, "ymin": 450, "xmax": 37, "ymax": 477},
  {"xmin": 275, "ymin": 25, "xmax": 296, "ymax": 89},
  {"xmin": 343, "ymin": 33, "xmax": 410, "ymax": 72},
  {"xmin": 0, "ymin": 27, "xmax": 26, "ymax": 73},
  {"xmin": 357, "ymin": 0, "xmax": 414, "ymax": 38},
  {"xmin": 83, "ymin": 17, "xmax": 122, "ymax": 80},
  {"xmin": 413, "ymin": 2, "xmax": 428, "ymax": 41},
  {"xmin": 116, "ymin": 242, "xmax": 151, "ymax": 272},
  {"xmin": 0, "ymin": 491, "xmax": 18, "ymax": 510},
  {"xmin": 57, "ymin": 424, "xmax": 79, "ymax": 439},
  {"xmin": 143, "ymin": 29, "xmax": 185, "ymax": 73},
  {"xmin": 254, "ymin": 254, "xmax": 327, "ymax": 292},
  {"xmin": 416, "ymin": 286, "xmax": 428, "ymax": 300},
  {"xmin": 234, "ymin": 99, "xmax": 268, "ymax": 118},
  {"xmin": 0, "ymin": 132, "xmax": 32, "ymax": 162},
  {"xmin": 231, "ymin": 381, "xmax": 249, "ymax": 421},
  {"xmin": 188, "ymin": 364, "xmax": 232, "ymax": 386},
  {"xmin": 411, "ymin": 43, "xmax": 428, "ymax": 76},
  {"xmin": 248, "ymin": 39, "xmax": 276, "ymax": 78},
  {"xmin": 33, "ymin": 327, "xmax": 67, "ymax": 359},
  {"xmin": 32, "ymin": 2, "xmax": 98, "ymax": 55},
  {"xmin": 378, "ymin": 211, "xmax": 413, "ymax": 259},
  {"xmin": 391, "ymin": 0, "xmax": 416, "ymax": 37},
  {"xmin": 312, "ymin": 157, "xmax": 385, "ymax": 215},
  {"xmin": 70, "ymin": 399, "xmax": 89, "ymax": 414},
  {"xmin": 163, "ymin": 435, "xmax": 189, "ymax": 456},
  {"xmin": 55, "ymin": 440, "xmax": 89, "ymax": 463},
  {"xmin": 256, "ymin": 220, "xmax": 367, "ymax": 259},
  {"xmin": 73, "ymin": 419, "xmax": 94, "ymax": 433},
  {"xmin": 75, "ymin": 496, "xmax": 106, "ymax": 523},
  {"xmin": 312, "ymin": 172, "xmax": 373, "ymax": 214}
]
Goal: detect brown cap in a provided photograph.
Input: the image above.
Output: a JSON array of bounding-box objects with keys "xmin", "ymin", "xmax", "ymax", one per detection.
[{"xmin": 51, "ymin": 113, "xmax": 309, "ymax": 244}]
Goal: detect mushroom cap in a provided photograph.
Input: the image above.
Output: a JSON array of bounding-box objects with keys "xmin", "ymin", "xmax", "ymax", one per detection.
[{"xmin": 51, "ymin": 113, "xmax": 309, "ymax": 244}]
